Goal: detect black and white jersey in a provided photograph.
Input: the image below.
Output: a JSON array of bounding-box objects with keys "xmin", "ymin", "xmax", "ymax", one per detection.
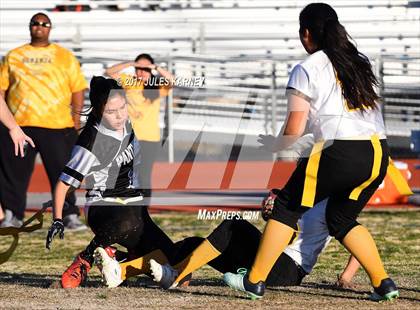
[{"xmin": 60, "ymin": 122, "xmax": 143, "ymax": 204}]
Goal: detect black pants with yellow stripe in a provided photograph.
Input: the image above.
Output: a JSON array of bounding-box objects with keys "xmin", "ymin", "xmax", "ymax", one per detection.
[{"xmin": 272, "ymin": 138, "xmax": 389, "ymax": 241}]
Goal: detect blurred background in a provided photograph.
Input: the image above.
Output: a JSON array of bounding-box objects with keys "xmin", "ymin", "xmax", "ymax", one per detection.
[{"xmin": 1, "ymin": 0, "xmax": 419, "ymax": 207}]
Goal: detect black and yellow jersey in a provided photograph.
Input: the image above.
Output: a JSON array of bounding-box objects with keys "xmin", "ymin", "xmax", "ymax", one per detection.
[{"xmin": 0, "ymin": 43, "xmax": 87, "ymax": 128}]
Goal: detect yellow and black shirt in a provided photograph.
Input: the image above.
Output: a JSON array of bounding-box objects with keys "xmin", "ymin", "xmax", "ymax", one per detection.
[
  {"xmin": 0, "ymin": 43, "xmax": 88, "ymax": 129},
  {"xmin": 119, "ymin": 73, "xmax": 171, "ymax": 142}
]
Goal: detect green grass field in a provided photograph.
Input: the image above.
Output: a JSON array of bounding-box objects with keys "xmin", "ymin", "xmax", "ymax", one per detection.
[{"xmin": 0, "ymin": 209, "xmax": 419, "ymax": 309}]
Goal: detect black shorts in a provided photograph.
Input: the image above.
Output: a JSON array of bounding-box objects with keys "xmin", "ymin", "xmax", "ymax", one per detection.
[{"xmin": 272, "ymin": 137, "xmax": 389, "ymax": 240}]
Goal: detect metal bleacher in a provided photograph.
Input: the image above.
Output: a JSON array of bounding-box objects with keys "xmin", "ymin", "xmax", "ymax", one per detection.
[{"xmin": 0, "ymin": 0, "xmax": 419, "ymax": 159}]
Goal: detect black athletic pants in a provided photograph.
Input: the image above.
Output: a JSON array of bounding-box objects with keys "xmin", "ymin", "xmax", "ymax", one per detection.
[
  {"xmin": 0, "ymin": 125, "xmax": 79, "ymax": 220},
  {"xmin": 81, "ymin": 204, "xmax": 175, "ymax": 265},
  {"xmin": 170, "ymin": 219, "xmax": 306, "ymax": 287},
  {"xmin": 271, "ymin": 139, "xmax": 389, "ymax": 241}
]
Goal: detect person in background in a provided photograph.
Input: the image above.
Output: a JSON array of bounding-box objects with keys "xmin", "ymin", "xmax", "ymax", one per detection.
[
  {"xmin": 105, "ymin": 54, "xmax": 174, "ymax": 199},
  {"xmin": 0, "ymin": 96, "xmax": 35, "ymax": 222},
  {"xmin": 0, "ymin": 12, "xmax": 88, "ymax": 229}
]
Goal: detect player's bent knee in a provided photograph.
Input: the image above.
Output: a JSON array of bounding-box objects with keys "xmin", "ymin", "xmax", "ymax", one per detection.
[
  {"xmin": 207, "ymin": 219, "xmax": 239, "ymax": 252},
  {"xmin": 327, "ymin": 218, "xmax": 361, "ymax": 242},
  {"xmin": 271, "ymin": 205, "xmax": 301, "ymax": 231}
]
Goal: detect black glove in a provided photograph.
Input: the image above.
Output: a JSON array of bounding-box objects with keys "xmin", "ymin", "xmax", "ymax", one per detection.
[{"xmin": 46, "ymin": 219, "xmax": 64, "ymax": 250}]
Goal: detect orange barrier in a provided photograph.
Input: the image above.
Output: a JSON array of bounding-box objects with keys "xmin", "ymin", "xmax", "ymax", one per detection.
[
  {"xmin": 28, "ymin": 160, "xmax": 420, "ymax": 193},
  {"xmin": 368, "ymin": 161, "xmax": 413, "ymax": 206}
]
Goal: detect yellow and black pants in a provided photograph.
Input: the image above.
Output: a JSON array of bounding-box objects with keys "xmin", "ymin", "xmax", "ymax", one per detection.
[{"xmin": 271, "ymin": 137, "xmax": 389, "ymax": 241}]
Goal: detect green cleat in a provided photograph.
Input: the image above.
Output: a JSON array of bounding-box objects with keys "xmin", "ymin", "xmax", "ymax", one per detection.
[
  {"xmin": 369, "ymin": 278, "xmax": 399, "ymax": 302},
  {"xmin": 223, "ymin": 268, "xmax": 265, "ymax": 300}
]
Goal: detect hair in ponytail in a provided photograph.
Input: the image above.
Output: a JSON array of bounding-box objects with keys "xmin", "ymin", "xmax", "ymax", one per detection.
[{"xmin": 299, "ymin": 3, "xmax": 380, "ymax": 111}]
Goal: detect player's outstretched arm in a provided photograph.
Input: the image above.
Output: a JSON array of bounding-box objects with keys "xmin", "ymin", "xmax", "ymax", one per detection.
[
  {"xmin": 336, "ymin": 255, "xmax": 361, "ymax": 289},
  {"xmin": 258, "ymin": 93, "xmax": 309, "ymax": 152}
]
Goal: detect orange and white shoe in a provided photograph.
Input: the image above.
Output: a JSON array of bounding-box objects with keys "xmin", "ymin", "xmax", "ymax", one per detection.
[{"xmin": 61, "ymin": 255, "xmax": 91, "ymax": 288}]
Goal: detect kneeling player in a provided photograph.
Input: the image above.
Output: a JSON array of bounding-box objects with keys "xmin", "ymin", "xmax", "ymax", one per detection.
[{"xmin": 45, "ymin": 77, "xmax": 174, "ymax": 288}]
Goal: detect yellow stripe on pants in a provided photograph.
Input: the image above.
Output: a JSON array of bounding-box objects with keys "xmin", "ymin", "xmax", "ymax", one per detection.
[
  {"xmin": 301, "ymin": 141, "xmax": 324, "ymax": 207},
  {"xmin": 349, "ymin": 135, "xmax": 382, "ymax": 201}
]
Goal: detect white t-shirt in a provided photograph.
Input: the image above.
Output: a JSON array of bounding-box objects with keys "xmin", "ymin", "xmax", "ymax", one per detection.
[
  {"xmin": 286, "ymin": 51, "xmax": 386, "ymax": 142},
  {"xmin": 283, "ymin": 199, "xmax": 332, "ymax": 274}
]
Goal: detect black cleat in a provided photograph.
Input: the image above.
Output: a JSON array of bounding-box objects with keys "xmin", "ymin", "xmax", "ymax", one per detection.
[
  {"xmin": 369, "ymin": 278, "xmax": 399, "ymax": 302},
  {"xmin": 223, "ymin": 268, "xmax": 265, "ymax": 300}
]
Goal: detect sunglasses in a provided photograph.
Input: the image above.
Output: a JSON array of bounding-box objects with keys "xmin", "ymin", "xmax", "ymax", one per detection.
[
  {"xmin": 135, "ymin": 67, "xmax": 152, "ymax": 73},
  {"xmin": 30, "ymin": 21, "xmax": 51, "ymax": 28}
]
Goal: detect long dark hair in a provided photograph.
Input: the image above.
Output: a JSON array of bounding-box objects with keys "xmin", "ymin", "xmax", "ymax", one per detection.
[
  {"xmin": 134, "ymin": 53, "xmax": 160, "ymax": 101},
  {"xmin": 135, "ymin": 53, "xmax": 154, "ymax": 64},
  {"xmin": 85, "ymin": 76, "xmax": 126, "ymax": 126},
  {"xmin": 299, "ymin": 3, "xmax": 380, "ymax": 111}
]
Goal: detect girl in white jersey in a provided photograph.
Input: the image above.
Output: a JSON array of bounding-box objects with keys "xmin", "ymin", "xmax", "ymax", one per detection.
[{"xmin": 224, "ymin": 3, "xmax": 398, "ymax": 302}]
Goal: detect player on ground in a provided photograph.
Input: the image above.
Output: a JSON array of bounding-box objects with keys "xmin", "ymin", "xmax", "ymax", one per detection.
[
  {"xmin": 45, "ymin": 77, "xmax": 174, "ymax": 288},
  {"xmin": 223, "ymin": 3, "xmax": 398, "ymax": 301},
  {"xmin": 94, "ymin": 198, "xmax": 360, "ymax": 289}
]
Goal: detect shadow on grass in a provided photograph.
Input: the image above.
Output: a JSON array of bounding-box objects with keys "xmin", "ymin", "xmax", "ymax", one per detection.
[
  {"xmin": 0, "ymin": 272, "xmax": 59, "ymax": 288},
  {"xmin": 264, "ymin": 282, "xmax": 366, "ymax": 302},
  {"xmin": 300, "ymin": 281, "xmax": 368, "ymax": 296},
  {"xmin": 283, "ymin": 281, "xmax": 420, "ymax": 303},
  {"xmin": 160, "ymin": 281, "xmax": 365, "ymax": 301},
  {"xmin": 169, "ymin": 286, "xmax": 250, "ymax": 300},
  {"xmin": 119, "ymin": 277, "xmax": 244, "ymax": 299},
  {"xmin": 399, "ymin": 286, "xmax": 420, "ymax": 293},
  {"xmin": 120, "ymin": 276, "xmax": 225, "ymax": 289},
  {"xmin": 142, "ymin": 278, "xmax": 364, "ymax": 301},
  {"xmin": 0, "ymin": 272, "xmax": 105, "ymax": 289},
  {"xmin": 1, "ymin": 272, "xmax": 418, "ymax": 303},
  {"xmin": 121, "ymin": 276, "xmax": 159, "ymax": 288}
]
